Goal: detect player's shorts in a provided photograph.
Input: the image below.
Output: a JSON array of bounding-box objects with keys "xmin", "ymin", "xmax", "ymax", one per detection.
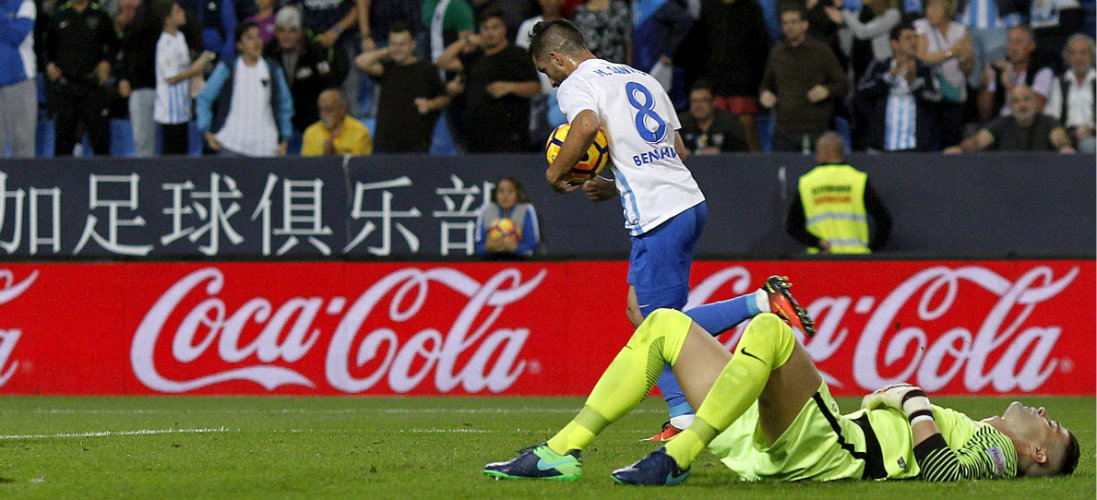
[
  {"xmin": 707, "ymin": 382, "xmax": 887, "ymax": 482},
  {"xmin": 628, "ymin": 201, "xmax": 707, "ymax": 317}
]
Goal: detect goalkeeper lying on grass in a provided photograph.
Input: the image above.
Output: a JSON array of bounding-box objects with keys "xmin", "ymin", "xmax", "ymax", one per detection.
[{"xmin": 483, "ymin": 277, "xmax": 1080, "ymax": 485}]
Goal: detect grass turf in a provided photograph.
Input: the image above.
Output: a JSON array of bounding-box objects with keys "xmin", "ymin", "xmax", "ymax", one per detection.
[{"xmin": 0, "ymin": 395, "xmax": 1091, "ymax": 499}]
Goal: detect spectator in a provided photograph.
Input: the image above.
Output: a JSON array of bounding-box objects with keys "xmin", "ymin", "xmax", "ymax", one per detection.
[
  {"xmin": 264, "ymin": 6, "xmax": 350, "ymax": 142},
  {"xmin": 959, "ymin": 0, "xmax": 1025, "ymax": 89},
  {"xmin": 978, "ymin": 25, "xmax": 1055, "ymax": 120},
  {"xmin": 436, "ymin": 7, "xmax": 540, "ymax": 152},
  {"xmin": 291, "ymin": 0, "xmax": 360, "ymax": 115},
  {"xmin": 945, "ymin": 84, "xmax": 1076, "ymax": 152},
  {"xmin": 0, "ymin": 0, "xmax": 37, "ymax": 158},
  {"xmin": 475, "ymin": 176, "xmax": 540, "ymax": 258},
  {"xmin": 357, "ymin": 21, "xmax": 450, "ymax": 152},
  {"xmin": 113, "ymin": 0, "xmax": 139, "ymax": 32},
  {"xmin": 804, "ymin": 0, "xmax": 845, "ymax": 68},
  {"xmin": 120, "ymin": 0, "xmax": 201, "ymax": 157},
  {"xmin": 687, "ymin": 0, "xmax": 770, "ymax": 151},
  {"xmin": 179, "ymin": 0, "xmax": 237, "ymax": 60},
  {"xmin": 515, "ymin": 0, "xmax": 564, "ymax": 148},
  {"xmin": 245, "ymin": 0, "xmax": 276, "ymax": 44},
  {"xmin": 196, "ymin": 21, "xmax": 294, "ymax": 156},
  {"xmin": 856, "ymin": 22, "xmax": 939, "ymax": 151},
  {"xmin": 154, "ymin": 0, "xmax": 214, "ymax": 155},
  {"xmin": 913, "ymin": 0, "xmax": 972, "ymax": 149},
  {"xmin": 571, "ymin": 0, "xmax": 630, "ymax": 64},
  {"xmin": 301, "ymin": 88, "xmax": 372, "ymax": 155},
  {"xmin": 632, "ymin": 0, "xmax": 693, "ymax": 91},
  {"xmin": 42, "ymin": 0, "xmax": 119, "ymax": 156},
  {"xmin": 678, "ymin": 81, "xmax": 749, "ymax": 154},
  {"xmin": 1045, "ymin": 34, "xmax": 1095, "ymax": 153},
  {"xmin": 759, "ymin": 3, "xmax": 848, "ymax": 152},
  {"xmin": 421, "ymin": 0, "xmax": 476, "ymax": 149},
  {"xmin": 843, "ymin": 0, "xmax": 902, "ymax": 81},
  {"xmin": 421, "ymin": 0, "xmax": 475, "ymax": 68},
  {"xmin": 354, "ymin": 0, "xmax": 420, "ymax": 53},
  {"xmin": 787, "ymin": 131, "xmax": 891, "ymax": 253}
]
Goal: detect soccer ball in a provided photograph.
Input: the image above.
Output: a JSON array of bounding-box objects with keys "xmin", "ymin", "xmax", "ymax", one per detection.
[
  {"xmin": 487, "ymin": 218, "xmax": 520, "ymax": 242},
  {"xmin": 545, "ymin": 123, "xmax": 610, "ymax": 184}
]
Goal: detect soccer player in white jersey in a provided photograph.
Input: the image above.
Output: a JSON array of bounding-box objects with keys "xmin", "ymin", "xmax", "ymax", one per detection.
[{"xmin": 526, "ymin": 19, "xmax": 815, "ymax": 441}]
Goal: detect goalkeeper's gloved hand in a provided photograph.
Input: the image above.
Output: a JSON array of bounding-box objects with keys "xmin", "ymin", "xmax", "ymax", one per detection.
[{"xmin": 861, "ymin": 383, "xmax": 934, "ymax": 425}]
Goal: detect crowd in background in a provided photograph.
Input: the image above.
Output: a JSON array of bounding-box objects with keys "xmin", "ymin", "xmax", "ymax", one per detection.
[{"xmin": 0, "ymin": 0, "xmax": 1093, "ymax": 158}]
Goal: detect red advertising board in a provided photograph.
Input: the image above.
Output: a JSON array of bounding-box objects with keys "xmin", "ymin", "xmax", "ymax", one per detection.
[{"xmin": 0, "ymin": 261, "xmax": 1091, "ymax": 396}]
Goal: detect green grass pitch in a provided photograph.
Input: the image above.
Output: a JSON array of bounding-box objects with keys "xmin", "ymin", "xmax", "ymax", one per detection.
[{"xmin": 0, "ymin": 395, "xmax": 1091, "ymax": 499}]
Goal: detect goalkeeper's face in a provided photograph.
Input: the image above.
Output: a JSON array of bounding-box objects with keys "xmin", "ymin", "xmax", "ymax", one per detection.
[{"xmin": 999, "ymin": 402, "xmax": 1075, "ymax": 476}]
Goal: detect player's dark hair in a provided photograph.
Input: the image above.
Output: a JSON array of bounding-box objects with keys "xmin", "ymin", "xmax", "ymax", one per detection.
[
  {"xmin": 389, "ymin": 21, "xmax": 412, "ymax": 37},
  {"xmin": 1059, "ymin": 430, "xmax": 1080, "ymax": 476},
  {"xmin": 492, "ymin": 177, "xmax": 531, "ymax": 205},
  {"xmin": 476, "ymin": 6, "xmax": 505, "ymax": 28},
  {"xmin": 235, "ymin": 20, "xmax": 259, "ymax": 43},
  {"xmin": 889, "ymin": 21, "xmax": 915, "ymax": 41},
  {"xmin": 528, "ymin": 19, "xmax": 588, "ymax": 61},
  {"xmin": 778, "ymin": 2, "xmax": 807, "ymax": 20}
]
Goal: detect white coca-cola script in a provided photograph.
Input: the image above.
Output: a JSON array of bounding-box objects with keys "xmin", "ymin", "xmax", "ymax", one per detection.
[
  {"xmin": 131, "ymin": 267, "xmax": 543, "ymax": 393},
  {"xmin": 0, "ymin": 269, "xmax": 35, "ymax": 386},
  {"xmin": 689, "ymin": 265, "xmax": 1076, "ymax": 393}
]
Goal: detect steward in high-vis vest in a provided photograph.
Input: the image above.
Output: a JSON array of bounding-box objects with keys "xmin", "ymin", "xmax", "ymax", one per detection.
[{"xmin": 786, "ymin": 132, "xmax": 891, "ymax": 253}]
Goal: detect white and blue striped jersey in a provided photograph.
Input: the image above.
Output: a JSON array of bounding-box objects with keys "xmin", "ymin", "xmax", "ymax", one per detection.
[
  {"xmin": 884, "ymin": 62, "xmax": 917, "ymax": 151},
  {"xmin": 557, "ymin": 58, "xmax": 705, "ymax": 236},
  {"xmin": 154, "ymin": 31, "xmax": 193, "ymax": 124},
  {"xmin": 959, "ymin": 0, "xmax": 1022, "ymax": 29}
]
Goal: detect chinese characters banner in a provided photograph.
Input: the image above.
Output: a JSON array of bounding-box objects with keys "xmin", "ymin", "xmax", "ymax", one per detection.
[{"xmin": 0, "ymin": 260, "xmax": 1090, "ymax": 396}]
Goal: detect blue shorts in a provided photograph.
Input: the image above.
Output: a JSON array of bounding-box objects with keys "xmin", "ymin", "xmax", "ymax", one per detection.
[{"xmin": 629, "ymin": 201, "xmax": 707, "ymax": 318}]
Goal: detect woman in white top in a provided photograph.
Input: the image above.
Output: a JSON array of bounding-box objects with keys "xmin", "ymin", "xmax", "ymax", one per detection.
[{"xmin": 913, "ymin": 0, "xmax": 974, "ymax": 148}]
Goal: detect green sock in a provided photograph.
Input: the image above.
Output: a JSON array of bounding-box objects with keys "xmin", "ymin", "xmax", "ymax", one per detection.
[
  {"xmin": 664, "ymin": 314, "xmax": 795, "ymax": 468},
  {"xmin": 546, "ymin": 309, "xmax": 692, "ymax": 455}
]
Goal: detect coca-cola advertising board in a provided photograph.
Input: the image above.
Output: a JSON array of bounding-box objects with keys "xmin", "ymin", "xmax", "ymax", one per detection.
[{"xmin": 0, "ymin": 260, "xmax": 1090, "ymax": 396}]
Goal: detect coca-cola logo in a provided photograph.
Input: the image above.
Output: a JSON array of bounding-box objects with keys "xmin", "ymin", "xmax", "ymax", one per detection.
[
  {"xmin": 688, "ymin": 265, "xmax": 1076, "ymax": 393},
  {"xmin": 132, "ymin": 267, "xmax": 543, "ymax": 393},
  {"xmin": 0, "ymin": 269, "xmax": 35, "ymax": 386}
]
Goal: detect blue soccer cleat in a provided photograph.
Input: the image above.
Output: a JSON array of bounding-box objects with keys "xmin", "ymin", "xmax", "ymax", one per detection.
[
  {"xmin": 611, "ymin": 447, "xmax": 690, "ymax": 486},
  {"xmin": 483, "ymin": 443, "xmax": 582, "ymax": 481}
]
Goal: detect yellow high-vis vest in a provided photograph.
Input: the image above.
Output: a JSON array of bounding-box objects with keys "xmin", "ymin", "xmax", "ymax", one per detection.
[{"xmin": 797, "ymin": 164, "xmax": 870, "ymax": 254}]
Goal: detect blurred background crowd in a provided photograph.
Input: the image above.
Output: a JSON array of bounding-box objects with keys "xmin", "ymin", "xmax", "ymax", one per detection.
[{"xmin": 0, "ymin": 0, "xmax": 1093, "ymax": 158}]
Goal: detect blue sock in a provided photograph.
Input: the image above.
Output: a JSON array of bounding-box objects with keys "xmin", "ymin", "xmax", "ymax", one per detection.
[
  {"xmin": 684, "ymin": 293, "xmax": 760, "ymax": 336},
  {"xmin": 657, "ymin": 363, "xmax": 693, "ymax": 418}
]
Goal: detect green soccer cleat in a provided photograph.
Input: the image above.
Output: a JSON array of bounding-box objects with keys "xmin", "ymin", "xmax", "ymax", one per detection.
[{"xmin": 483, "ymin": 443, "xmax": 582, "ymax": 481}]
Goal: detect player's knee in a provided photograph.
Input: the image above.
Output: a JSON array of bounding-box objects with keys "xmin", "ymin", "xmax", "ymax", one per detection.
[{"xmin": 739, "ymin": 313, "xmax": 796, "ymax": 366}]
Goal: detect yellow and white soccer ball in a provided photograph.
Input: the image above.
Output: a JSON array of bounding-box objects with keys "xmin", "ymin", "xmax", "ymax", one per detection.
[
  {"xmin": 487, "ymin": 218, "xmax": 520, "ymax": 242},
  {"xmin": 545, "ymin": 123, "xmax": 610, "ymax": 184}
]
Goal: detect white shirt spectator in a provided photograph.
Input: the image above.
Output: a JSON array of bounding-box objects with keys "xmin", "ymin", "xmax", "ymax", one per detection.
[
  {"xmin": 1045, "ymin": 68, "xmax": 1095, "ymax": 128},
  {"xmin": 914, "ymin": 18, "xmax": 969, "ymax": 102},
  {"xmin": 215, "ymin": 58, "xmax": 280, "ymax": 156},
  {"xmin": 154, "ymin": 30, "xmax": 193, "ymax": 125}
]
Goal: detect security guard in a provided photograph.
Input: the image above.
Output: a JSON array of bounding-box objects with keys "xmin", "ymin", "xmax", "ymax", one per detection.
[{"xmin": 786, "ymin": 132, "xmax": 891, "ymax": 253}]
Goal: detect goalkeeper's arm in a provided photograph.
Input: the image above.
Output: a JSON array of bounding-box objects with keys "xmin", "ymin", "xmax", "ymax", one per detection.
[{"xmin": 864, "ymin": 385, "xmax": 974, "ymax": 481}]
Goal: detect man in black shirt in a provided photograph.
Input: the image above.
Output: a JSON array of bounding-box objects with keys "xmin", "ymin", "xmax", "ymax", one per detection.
[
  {"xmin": 437, "ymin": 6, "xmax": 541, "ymax": 152},
  {"xmin": 945, "ymin": 85, "xmax": 1074, "ymax": 153},
  {"xmin": 678, "ymin": 81, "xmax": 748, "ymax": 154},
  {"xmin": 43, "ymin": 0, "xmax": 119, "ymax": 156},
  {"xmin": 357, "ymin": 22, "xmax": 451, "ymax": 152}
]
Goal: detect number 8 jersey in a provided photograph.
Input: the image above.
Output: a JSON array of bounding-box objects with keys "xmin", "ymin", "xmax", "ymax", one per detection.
[{"xmin": 557, "ymin": 58, "xmax": 706, "ymax": 236}]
